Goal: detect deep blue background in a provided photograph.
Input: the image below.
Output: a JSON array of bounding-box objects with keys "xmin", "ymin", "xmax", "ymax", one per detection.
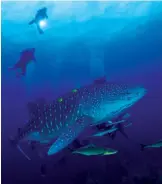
[{"xmin": 2, "ymin": 2, "xmax": 162, "ymax": 184}]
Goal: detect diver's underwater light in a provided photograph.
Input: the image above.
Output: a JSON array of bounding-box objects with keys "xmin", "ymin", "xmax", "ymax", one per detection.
[{"xmin": 39, "ymin": 20, "xmax": 47, "ymax": 28}]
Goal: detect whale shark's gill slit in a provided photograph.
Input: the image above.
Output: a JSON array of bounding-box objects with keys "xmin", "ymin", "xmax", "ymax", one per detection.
[{"xmin": 17, "ymin": 145, "xmax": 31, "ymax": 161}]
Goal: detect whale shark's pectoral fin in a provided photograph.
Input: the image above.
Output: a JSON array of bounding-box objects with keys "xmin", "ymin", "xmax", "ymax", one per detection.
[{"xmin": 47, "ymin": 116, "xmax": 94, "ymax": 156}]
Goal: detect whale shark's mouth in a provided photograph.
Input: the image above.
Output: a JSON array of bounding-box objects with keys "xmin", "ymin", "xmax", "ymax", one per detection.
[{"xmin": 111, "ymin": 103, "xmax": 132, "ymax": 116}]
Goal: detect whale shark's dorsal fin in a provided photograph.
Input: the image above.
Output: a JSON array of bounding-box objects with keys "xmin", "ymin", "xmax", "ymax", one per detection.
[
  {"xmin": 35, "ymin": 97, "xmax": 46, "ymax": 104},
  {"xmin": 94, "ymin": 76, "xmax": 107, "ymax": 84},
  {"xmin": 27, "ymin": 102, "xmax": 37, "ymax": 117}
]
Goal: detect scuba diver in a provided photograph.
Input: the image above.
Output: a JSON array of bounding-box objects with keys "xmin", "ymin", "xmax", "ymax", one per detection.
[
  {"xmin": 8, "ymin": 48, "xmax": 36, "ymax": 78},
  {"xmin": 29, "ymin": 7, "xmax": 48, "ymax": 34}
]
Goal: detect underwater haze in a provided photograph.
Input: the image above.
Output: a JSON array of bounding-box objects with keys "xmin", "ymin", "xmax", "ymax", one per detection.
[{"xmin": 2, "ymin": 1, "xmax": 162, "ymax": 184}]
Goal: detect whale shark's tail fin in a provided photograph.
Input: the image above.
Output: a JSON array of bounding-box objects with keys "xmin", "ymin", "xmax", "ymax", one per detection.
[{"xmin": 9, "ymin": 136, "xmax": 31, "ymax": 161}]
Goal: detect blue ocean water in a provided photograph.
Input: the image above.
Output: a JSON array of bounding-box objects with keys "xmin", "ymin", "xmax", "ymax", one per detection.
[{"xmin": 2, "ymin": 1, "xmax": 162, "ymax": 184}]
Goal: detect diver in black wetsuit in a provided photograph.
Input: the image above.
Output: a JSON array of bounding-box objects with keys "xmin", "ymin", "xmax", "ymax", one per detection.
[{"xmin": 29, "ymin": 7, "xmax": 48, "ymax": 34}]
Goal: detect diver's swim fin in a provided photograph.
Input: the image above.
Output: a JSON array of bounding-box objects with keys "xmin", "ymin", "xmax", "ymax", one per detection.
[
  {"xmin": 37, "ymin": 24, "xmax": 44, "ymax": 34},
  {"xmin": 29, "ymin": 19, "xmax": 35, "ymax": 25}
]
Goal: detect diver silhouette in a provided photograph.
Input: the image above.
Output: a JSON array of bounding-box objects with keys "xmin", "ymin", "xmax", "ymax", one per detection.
[
  {"xmin": 29, "ymin": 7, "xmax": 48, "ymax": 34},
  {"xmin": 8, "ymin": 48, "xmax": 36, "ymax": 78}
]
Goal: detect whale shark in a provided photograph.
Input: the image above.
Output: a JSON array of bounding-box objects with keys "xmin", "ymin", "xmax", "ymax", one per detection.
[{"xmin": 10, "ymin": 77, "xmax": 146, "ymax": 158}]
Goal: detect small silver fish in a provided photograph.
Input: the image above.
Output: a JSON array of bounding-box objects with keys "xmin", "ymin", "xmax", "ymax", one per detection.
[
  {"xmin": 92, "ymin": 126, "xmax": 118, "ymax": 137},
  {"xmin": 91, "ymin": 119, "xmax": 132, "ymax": 138},
  {"xmin": 72, "ymin": 144, "xmax": 118, "ymax": 156},
  {"xmin": 140, "ymin": 140, "xmax": 162, "ymax": 150}
]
